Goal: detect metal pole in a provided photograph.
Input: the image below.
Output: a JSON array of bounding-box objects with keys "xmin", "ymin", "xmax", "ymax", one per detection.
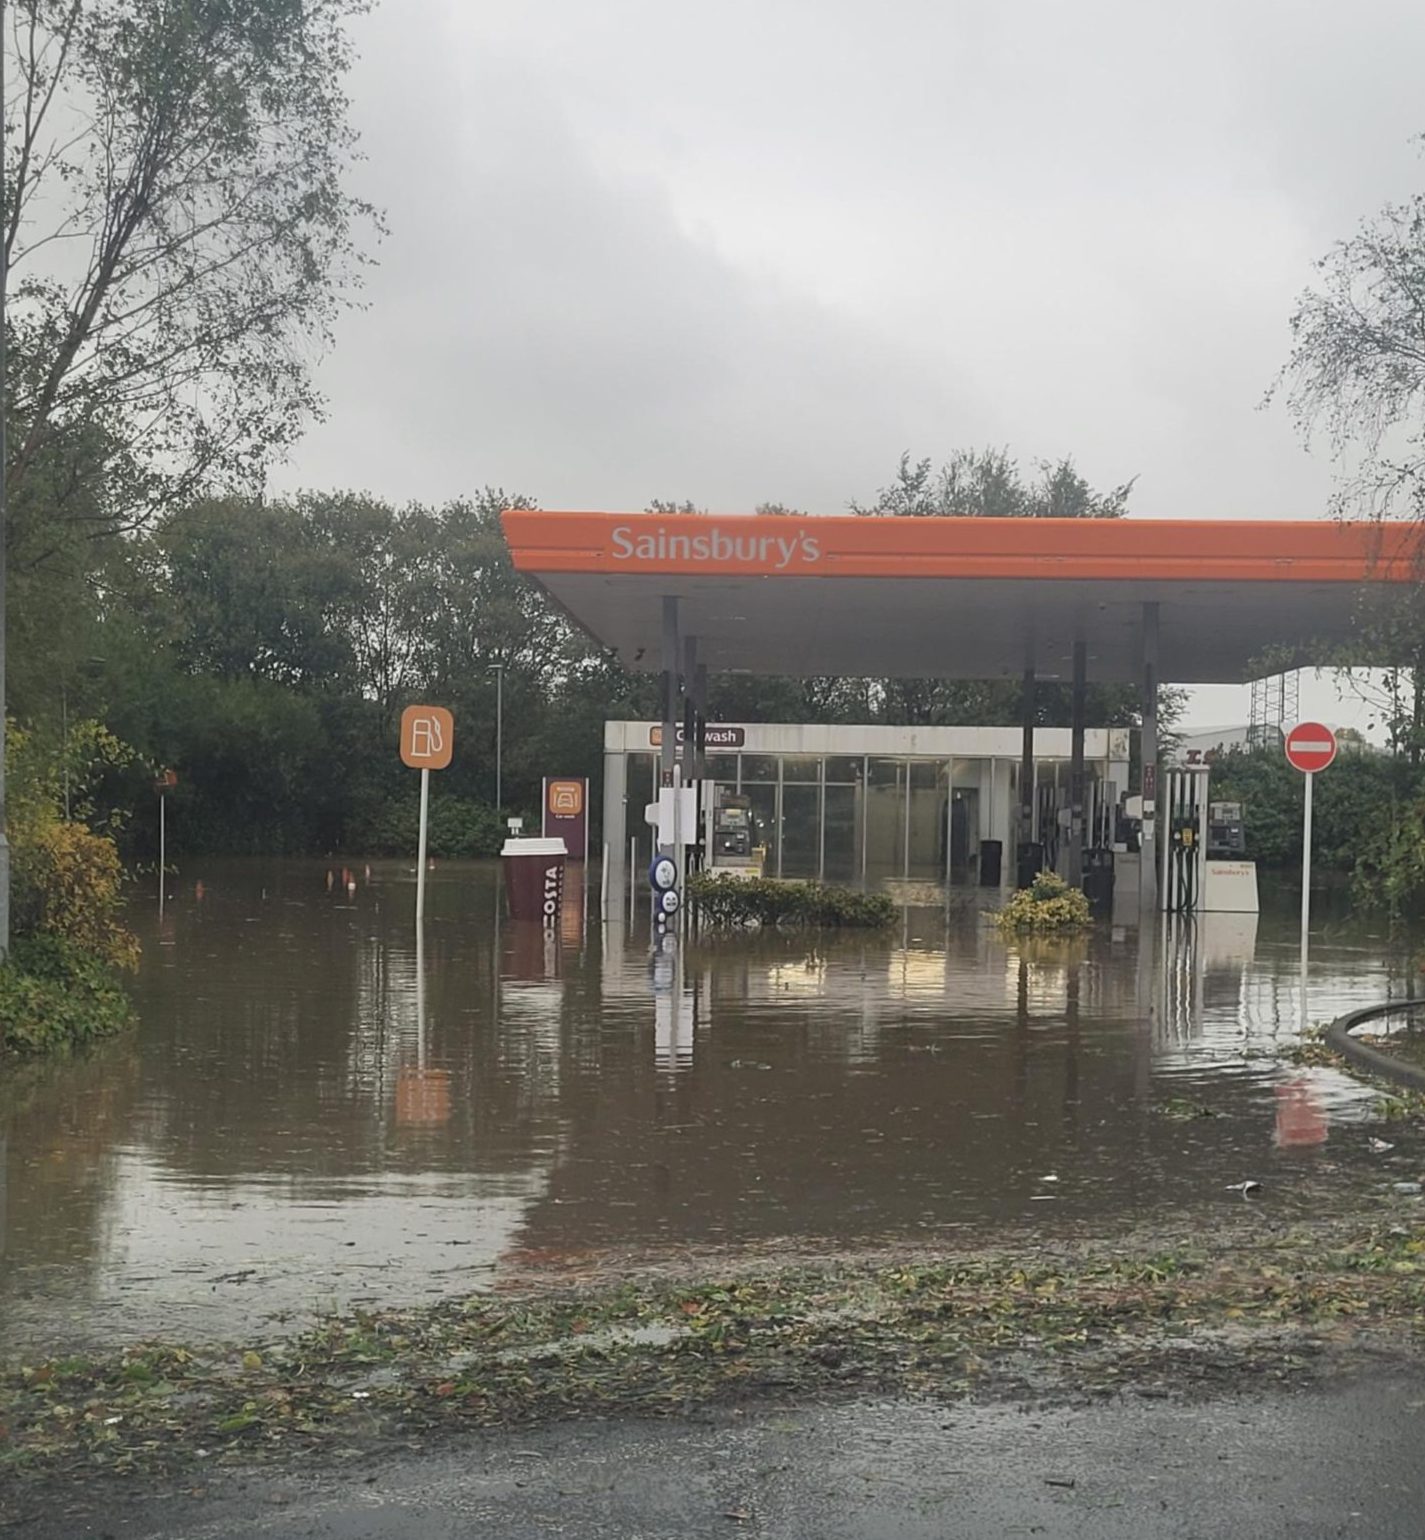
[
  {"xmin": 1140, "ymin": 601, "xmax": 1160, "ymax": 927},
  {"xmin": 158, "ymin": 793, "xmax": 166, "ymax": 912},
  {"xmin": 415, "ymin": 886, "xmax": 427, "ymax": 1070},
  {"xmin": 1068, "ymin": 639, "xmax": 1087, "ymax": 889},
  {"xmin": 494, "ymin": 666, "xmax": 503, "ymax": 817},
  {"xmin": 416, "ymin": 766, "xmax": 430, "ymax": 929},
  {"xmin": 1019, "ymin": 663, "xmax": 1035, "ymax": 866},
  {"xmin": 0, "ymin": 12, "xmax": 11, "ymax": 959},
  {"xmin": 1300, "ymin": 770, "xmax": 1313, "ymax": 1030}
]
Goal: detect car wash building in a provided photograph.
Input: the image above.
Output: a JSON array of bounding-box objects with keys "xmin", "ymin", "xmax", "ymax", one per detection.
[{"xmin": 601, "ymin": 720, "xmax": 1130, "ymax": 893}]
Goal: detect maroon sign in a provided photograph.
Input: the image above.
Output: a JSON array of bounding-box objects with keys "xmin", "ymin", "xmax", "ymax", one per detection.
[
  {"xmin": 542, "ymin": 776, "xmax": 590, "ymax": 861},
  {"xmin": 648, "ymin": 724, "xmax": 746, "ymax": 749},
  {"xmin": 1284, "ymin": 721, "xmax": 1337, "ymax": 775}
]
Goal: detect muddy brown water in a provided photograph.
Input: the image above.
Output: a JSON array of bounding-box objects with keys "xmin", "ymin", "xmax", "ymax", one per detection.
[{"xmin": 1, "ymin": 859, "xmax": 1421, "ymax": 1353}]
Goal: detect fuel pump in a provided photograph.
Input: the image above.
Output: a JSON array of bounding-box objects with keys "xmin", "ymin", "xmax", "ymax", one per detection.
[
  {"xmin": 703, "ymin": 787, "xmax": 764, "ymax": 876},
  {"xmin": 1161, "ymin": 766, "xmax": 1209, "ymax": 914},
  {"xmin": 1159, "ymin": 771, "xmax": 1258, "ymax": 914}
]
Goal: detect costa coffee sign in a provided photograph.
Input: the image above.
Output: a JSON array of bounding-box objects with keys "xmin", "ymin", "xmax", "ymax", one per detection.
[
  {"xmin": 611, "ymin": 523, "xmax": 822, "ymax": 571},
  {"xmin": 649, "ymin": 724, "xmax": 746, "ymax": 748}
]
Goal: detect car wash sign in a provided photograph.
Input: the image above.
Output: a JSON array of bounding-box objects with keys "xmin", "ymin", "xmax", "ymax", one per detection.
[{"xmin": 542, "ymin": 776, "xmax": 589, "ymax": 862}]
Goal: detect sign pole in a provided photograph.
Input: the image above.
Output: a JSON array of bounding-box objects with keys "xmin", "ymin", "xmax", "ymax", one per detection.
[
  {"xmin": 416, "ymin": 765, "xmax": 430, "ymax": 930},
  {"xmin": 1300, "ymin": 768, "xmax": 1313, "ymax": 1029},
  {"xmin": 400, "ymin": 704, "xmax": 455, "ymax": 932},
  {"xmin": 1283, "ymin": 722, "xmax": 1335, "ymax": 1032}
]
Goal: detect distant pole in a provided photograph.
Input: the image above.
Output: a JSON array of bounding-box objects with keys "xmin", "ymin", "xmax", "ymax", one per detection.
[
  {"xmin": 488, "ymin": 663, "xmax": 504, "ymax": 816},
  {"xmin": 416, "ymin": 766, "xmax": 430, "ymax": 929}
]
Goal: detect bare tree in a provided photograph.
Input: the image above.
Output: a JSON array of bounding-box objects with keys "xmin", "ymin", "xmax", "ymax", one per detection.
[{"xmin": 1277, "ymin": 140, "xmax": 1425, "ymax": 522}]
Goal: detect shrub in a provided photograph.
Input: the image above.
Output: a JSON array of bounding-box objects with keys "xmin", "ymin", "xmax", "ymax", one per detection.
[
  {"xmin": 996, "ymin": 870, "xmax": 1092, "ymax": 932},
  {"xmin": 349, "ymin": 793, "xmax": 506, "ymax": 859},
  {"xmin": 0, "ymin": 936, "xmax": 136, "ymax": 1056},
  {"xmin": 11, "ymin": 818, "xmax": 141, "ymax": 971},
  {"xmin": 688, "ymin": 873, "xmax": 896, "ymax": 928}
]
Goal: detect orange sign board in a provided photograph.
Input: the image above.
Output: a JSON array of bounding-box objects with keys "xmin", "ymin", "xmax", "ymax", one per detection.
[
  {"xmin": 400, "ymin": 705, "xmax": 454, "ymax": 770},
  {"xmin": 502, "ymin": 509, "xmax": 1424, "ymax": 586},
  {"xmin": 547, "ymin": 779, "xmax": 584, "ymax": 816}
]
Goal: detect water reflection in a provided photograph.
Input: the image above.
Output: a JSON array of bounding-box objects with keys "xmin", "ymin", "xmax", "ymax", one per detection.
[{"xmin": 0, "ymin": 860, "xmax": 1419, "ymax": 1351}]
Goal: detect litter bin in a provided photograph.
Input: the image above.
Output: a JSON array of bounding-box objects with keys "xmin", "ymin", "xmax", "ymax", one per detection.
[
  {"xmin": 1016, "ymin": 841, "xmax": 1044, "ymax": 891},
  {"xmin": 501, "ymin": 836, "xmax": 567, "ymax": 925},
  {"xmin": 1082, "ymin": 847, "xmax": 1115, "ymax": 916},
  {"xmin": 979, "ymin": 839, "xmax": 1003, "ymax": 888}
]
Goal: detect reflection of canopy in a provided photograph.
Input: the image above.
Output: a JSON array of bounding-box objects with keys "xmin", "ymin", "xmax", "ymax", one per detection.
[{"xmin": 503, "ymin": 511, "xmax": 1419, "ymax": 683}]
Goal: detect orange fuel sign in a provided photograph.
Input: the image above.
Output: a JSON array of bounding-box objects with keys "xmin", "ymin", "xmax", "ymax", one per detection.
[{"xmin": 400, "ymin": 705, "xmax": 454, "ymax": 770}]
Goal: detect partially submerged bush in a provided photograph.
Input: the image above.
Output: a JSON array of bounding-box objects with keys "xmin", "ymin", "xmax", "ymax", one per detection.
[
  {"xmin": 0, "ymin": 937, "xmax": 137, "ymax": 1056},
  {"xmin": 689, "ymin": 873, "xmax": 896, "ymax": 929},
  {"xmin": 12, "ymin": 818, "xmax": 140, "ymax": 971},
  {"xmin": 996, "ymin": 870, "xmax": 1092, "ymax": 932}
]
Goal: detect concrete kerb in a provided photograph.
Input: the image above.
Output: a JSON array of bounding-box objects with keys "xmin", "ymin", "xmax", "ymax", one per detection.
[{"xmin": 1325, "ymin": 998, "xmax": 1425, "ymax": 1091}]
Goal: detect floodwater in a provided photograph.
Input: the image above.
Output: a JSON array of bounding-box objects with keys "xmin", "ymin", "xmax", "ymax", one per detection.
[{"xmin": 1, "ymin": 859, "xmax": 1421, "ymax": 1353}]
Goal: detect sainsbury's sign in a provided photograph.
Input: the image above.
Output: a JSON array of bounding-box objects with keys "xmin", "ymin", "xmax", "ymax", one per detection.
[{"xmin": 610, "ymin": 523, "xmax": 822, "ymax": 571}]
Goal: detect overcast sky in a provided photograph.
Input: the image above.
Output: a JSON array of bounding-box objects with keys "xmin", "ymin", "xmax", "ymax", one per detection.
[{"xmin": 275, "ymin": 0, "xmax": 1425, "ymax": 732}]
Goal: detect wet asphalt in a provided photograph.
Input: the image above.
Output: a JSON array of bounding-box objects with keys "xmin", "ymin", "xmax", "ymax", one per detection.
[{"xmin": 15, "ymin": 1370, "xmax": 1425, "ymax": 1539}]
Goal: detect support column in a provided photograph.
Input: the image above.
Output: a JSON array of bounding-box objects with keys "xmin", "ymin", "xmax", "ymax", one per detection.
[
  {"xmin": 602, "ymin": 747, "xmax": 627, "ymax": 909},
  {"xmin": 692, "ymin": 663, "xmax": 709, "ymax": 781},
  {"xmin": 682, "ymin": 635, "xmax": 698, "ymax": 782},
  {"xmin": 1068, "ymin": 639, "xmax": 1087, "ymax": 889},
  {"xmin": 659, "ymin": 596, "xmax": 680, "ymax": 855},
  {"xmin": 1140, "ymin": 601, "xmax": 1160, "ymax": 924},
  {"xmin": 1019, "ymin": 664, "xmax": 1036, "ymax": 885}
]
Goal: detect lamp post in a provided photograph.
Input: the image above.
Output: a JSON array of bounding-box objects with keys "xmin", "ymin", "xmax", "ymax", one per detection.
[{"xmin": 488, "ymin": 663, "xmax": 504, "ymax": 816}]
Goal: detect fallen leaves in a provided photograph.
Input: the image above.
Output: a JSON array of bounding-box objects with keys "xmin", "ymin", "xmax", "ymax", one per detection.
[{"xmin": 4, "ymin": 1218, "xmax": 1425, "ymax": 1492}]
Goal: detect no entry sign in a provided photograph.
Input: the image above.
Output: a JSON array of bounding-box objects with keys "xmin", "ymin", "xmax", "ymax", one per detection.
[
  {"xmin": 1286, "ymin": 720, "xmax": 1337, "ymax": 1034},
  {"xmin": 1284, "ymin": 721, "xmax": 1337, "ymax": 775}
]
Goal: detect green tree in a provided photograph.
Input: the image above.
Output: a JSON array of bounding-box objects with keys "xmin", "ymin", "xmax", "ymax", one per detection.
[
  {"xmin": 852, "ymin": 449, "xmax": 1140, "ymax": 726},
  {"xmin": 852, "ymin": 448, "xmax": 1133, "ymax": 519}
]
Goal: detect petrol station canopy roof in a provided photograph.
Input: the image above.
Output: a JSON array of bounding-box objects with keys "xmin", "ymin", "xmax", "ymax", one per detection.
[{"xmin": 501, "ymin": 510, "xmax": 1420, "ymax": 685}]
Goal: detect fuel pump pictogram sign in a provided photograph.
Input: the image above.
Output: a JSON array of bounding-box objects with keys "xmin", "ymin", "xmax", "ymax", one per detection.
[{"xmin": 400, "ymin": 706, "xmax": 454, "ymax": 770}]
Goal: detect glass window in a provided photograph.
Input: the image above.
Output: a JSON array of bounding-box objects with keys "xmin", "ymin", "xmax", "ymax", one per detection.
[
  {"xmin": 826, "ymin": 756, "xmax": 864, "ymax": 784},
  {"xmin": 627, "ymin": 753, "xmax": 655, "ymax": 872},
  {"xmin": 745, "ymin": 782, "xmax": 778, "ymax": 871},
  {"xmin": 951, "ymin": 757, "xmax": 982, "ymax": 882},
  {"xmin": 824, "ymin": 783, "xmax": 861, "ymax": 882},
  {"xmin": 865, "ymin": 758, "xmax": 907, "ymax": 879},
  {"xmin": 740, "ymin": 754, "xmax": 779, "ymax": 783},
  {"xmin": 781, "ymin": 782, "xmax": 821, "ymax": 877},
  {"xmin": 706, "ymin": 754, "xmax": 739, "ymax": 782},
  {"xmin": 907, "ymin": 761, "xmax": 947, "ymax": 880},
  {"xmin": 781, "ymin": 755, "xmax": 821, "ymax": 783}
]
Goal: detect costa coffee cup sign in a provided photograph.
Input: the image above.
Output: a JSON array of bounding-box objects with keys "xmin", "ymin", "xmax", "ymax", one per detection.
[{"xmin": 501, "ymin": 837, "xmax": 567, "ymax": 926}]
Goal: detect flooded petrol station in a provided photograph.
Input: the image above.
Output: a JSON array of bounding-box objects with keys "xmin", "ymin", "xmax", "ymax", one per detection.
[{"xmin": 2, "ymin": 857, "xmax": 1419, "ymax": 1355}]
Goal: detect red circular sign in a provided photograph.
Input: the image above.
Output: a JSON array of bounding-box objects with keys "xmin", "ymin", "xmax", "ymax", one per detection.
[{"xmin": 1284, "ymin": 721, "xmax": 1337, "ymax": 774}]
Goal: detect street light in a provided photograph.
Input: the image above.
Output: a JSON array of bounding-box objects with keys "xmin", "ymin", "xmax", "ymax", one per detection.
[{"xmin": 487, "ymin": 663, "xmax": 504, "ymax": 816}]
